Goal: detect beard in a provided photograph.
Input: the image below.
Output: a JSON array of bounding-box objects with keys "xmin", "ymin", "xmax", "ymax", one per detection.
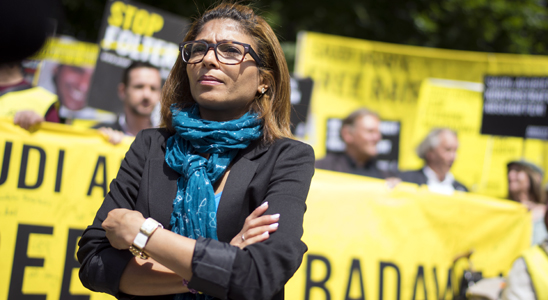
[{"xmin": 128, "ymin": 100, "xmax": 154, "ymax": 117}]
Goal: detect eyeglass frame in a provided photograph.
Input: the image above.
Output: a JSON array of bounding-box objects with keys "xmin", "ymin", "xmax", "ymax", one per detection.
[{"xmin": 179, "ymin": 40, "xmax": 263, "ymax": 67}]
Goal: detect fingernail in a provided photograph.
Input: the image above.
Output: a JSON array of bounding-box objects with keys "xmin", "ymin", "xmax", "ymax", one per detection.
[
  {"xmin": 270, "ymin": 223, "xmax": 279, "ymax": 228},
  {"xmin": 262, "ymin": 231, "xmax": 269, "ymax": 236},
  {"xmin": 261, "ymin": 201, "xmax": 268, "ymax": 207},
  {"xmin": 272, "ymin": 213, "xmax": 280, "ymax": 220}
]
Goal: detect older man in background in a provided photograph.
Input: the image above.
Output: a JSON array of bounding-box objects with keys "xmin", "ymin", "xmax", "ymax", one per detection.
[
  {"xmin": 399, "ymin": 128, "xmax": 468, "ymax": 194},
  {"xmin": 315, "ymin": 108, "xmax": 390, "ymax": 179}
]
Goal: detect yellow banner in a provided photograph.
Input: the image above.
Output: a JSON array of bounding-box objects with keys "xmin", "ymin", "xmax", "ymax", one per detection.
[
  {"xmin": 0, "ymin": 119, "xmax": 130, "ymax": 300},
  {"xmin": 0, "ymin": 120, "xmax": 530, "ymax": 299},
  {"xmin": 409, "ymin": 79, "xmax": 546, "ymax": 197},
  {"xmin": 30, "ymin": 37, "xmax": 99, "ymax": 68},
  {"xmin": 286, "ymin": 170, "xmax": 530, "ymax": 300},
  {"xmin": 295, "ymin": 32, "xmax": 548, "ymax": 197}
]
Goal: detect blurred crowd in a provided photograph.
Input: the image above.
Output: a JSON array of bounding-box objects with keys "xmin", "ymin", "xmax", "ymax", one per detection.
[
  {"xmin": 314, "ymin": 107, "xmax": 548, "ymax": 300},
  {"xmin": 315, "ymin": 107, "xmax": 547, "ymax": 242}
]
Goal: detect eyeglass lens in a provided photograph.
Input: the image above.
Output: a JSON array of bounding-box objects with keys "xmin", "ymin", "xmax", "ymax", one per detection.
[{"xmin": 183, "ymin": 42, "xmax": 246, "ymax": 64}]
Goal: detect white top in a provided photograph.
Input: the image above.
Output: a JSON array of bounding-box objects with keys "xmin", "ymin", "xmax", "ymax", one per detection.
[
  {"xmin": 501, "ymin": 258, "xmax": 535, "ymax": 300},
  {"xmin": 423, "ymin": 166, "xmax": 455, "ymax": 195}
]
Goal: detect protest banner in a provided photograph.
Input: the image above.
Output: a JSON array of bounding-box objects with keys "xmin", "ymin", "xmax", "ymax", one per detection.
[
  {"xmin": 23, "ymin": 35, "xmax": 98, "ymax": 105},
  {"xmin": 27, "ymin": 36, "xmax": 119, "ymax": 123},
  {"xmin": 286, "ymin": 170, "xmax": 530, "ymax": 300},
  {"xmin": 409, "ymin": 78, "xmax": 546, "ymax": 197},
  {"xmin": 0, "ymin": 120, "xmax": 530, "ymax": 299},
  {"xmin": 295, "ymin": 32, "xmax": 548, "ymax": 197},
  {"xmin": 32, "ymin": 37, "xmax": 100, "ymax": 119},
  {"xmin": 0, "ymin": 119, "xmax": 132, "ymax": 299},
  {"xmin": 30, "ymin": 37, "xmax": 99, "ymax": 68},
  {"xmin": 481, "ymin": 76, "xmax": 548, "ymax": 139},
  {"xmin": 87, "ymin": 0, "xmax": 189, "ymax": 114}
]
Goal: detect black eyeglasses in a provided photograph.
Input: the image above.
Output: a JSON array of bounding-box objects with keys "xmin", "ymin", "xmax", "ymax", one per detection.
[{"xmin": 179, "ymin": 40, "xmax": 263, "ymax": 67}]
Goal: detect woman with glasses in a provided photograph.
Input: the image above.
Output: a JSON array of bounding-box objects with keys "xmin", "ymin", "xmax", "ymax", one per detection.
[{"xmin": 77, "ymin": 2, "xmax": 315, "ymax": 300}]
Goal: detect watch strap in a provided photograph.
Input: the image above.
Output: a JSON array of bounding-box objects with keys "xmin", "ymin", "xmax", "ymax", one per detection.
[
  {"xmin": 130, "ymin": 217, "xmax": 163, "ymax": 260},
  {"xmin": 141, "ymin": 218, "xmax": 163, "ymax": 235},
  {"xmin": 133, "ymin": 232, "xmax": 148, "ymax": 250}
]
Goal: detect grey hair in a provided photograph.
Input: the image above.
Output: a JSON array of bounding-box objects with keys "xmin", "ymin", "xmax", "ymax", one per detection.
[
  {"xmin": 341, "ymin": 108, "xmax": 380, "ymax": 134},
  {"xmin": 416, "ymin": 128, "xmax": 457, "ymax": 160}
]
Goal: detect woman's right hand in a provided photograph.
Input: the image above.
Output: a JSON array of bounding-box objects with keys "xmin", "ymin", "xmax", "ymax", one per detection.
[
  {"xmin": 102, "ymin": 208, "xmax": 145, "ymax": 250},
  {"xmin": 230, "ymin": 202, "xmax": 280, "ymax": 249}
]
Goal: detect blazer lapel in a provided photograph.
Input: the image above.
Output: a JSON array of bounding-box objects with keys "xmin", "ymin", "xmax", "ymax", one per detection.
[
  {"xmin": 148, "ymin": 158, "xmax": 179, "ymax": 227},
  {"xmin": 216, "ymin": 140, "xmax": 269, "ymax": 241}
]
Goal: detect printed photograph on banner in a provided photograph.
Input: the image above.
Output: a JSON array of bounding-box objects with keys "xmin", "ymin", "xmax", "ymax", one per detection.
[
  {"xmin": 21, "ymin": 59, "xmax": 42, "ymax": 85},
  {"xmin": 87, "ymin": 0, "xmax": 189, "ymax": 114},
  {"xmin": 36, "ymin": 61, "xmax": 96, "ymax": 118},
  {"xmin": 29, "ymin": 36, "xmax": 114, "ymax": 122}
]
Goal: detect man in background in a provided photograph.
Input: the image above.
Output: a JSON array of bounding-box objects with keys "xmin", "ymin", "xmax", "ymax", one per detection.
[
  {"xmin": 315, "ymin": 108, "xmax": 389, "ymax": 179},
  {"xmin": 399, "ymin": 128, "xmax": 468, "ymax": 194},
  {"xmin": 94, "ymin": 61, "xmax": 161, "ymax": 144}
]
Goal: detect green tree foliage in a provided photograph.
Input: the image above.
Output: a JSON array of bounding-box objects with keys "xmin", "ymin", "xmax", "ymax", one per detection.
[{"xmin": 58, "ymin": 0, "xmax": 548, "ymax": 55}]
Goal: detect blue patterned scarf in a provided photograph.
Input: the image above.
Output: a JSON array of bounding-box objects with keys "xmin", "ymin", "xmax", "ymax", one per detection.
[{"xmin": 165, "ymin": 104, "xmax": 262, "ymax": 300}]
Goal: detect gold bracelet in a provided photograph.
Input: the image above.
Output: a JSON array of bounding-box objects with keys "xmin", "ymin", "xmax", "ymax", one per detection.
[
  {"xmin": 129, "ymin": 245, "xmax": 149, "ymax": 260},
  {"xmin": 130, "ymin": 218, "xmax": 163, "ymax": 260}
]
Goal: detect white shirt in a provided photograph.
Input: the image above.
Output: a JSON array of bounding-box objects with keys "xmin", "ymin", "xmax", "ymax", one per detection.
[
  {"xmin": 501, "ymin": 258, "xmax": 535, "ymax": 300},
  {"xmin": 423, "ymin": 166, "xmax": 455, "ymax": 195}
]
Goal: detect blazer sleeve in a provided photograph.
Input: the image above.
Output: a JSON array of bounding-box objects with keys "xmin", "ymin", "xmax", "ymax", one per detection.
[
  {"xmin": 77, "ymin": 130, "xmax": 151, "ymax": 298},
  {"xmin": 189, "ymin": 140, "xmax": 316, "ymax": 299}
]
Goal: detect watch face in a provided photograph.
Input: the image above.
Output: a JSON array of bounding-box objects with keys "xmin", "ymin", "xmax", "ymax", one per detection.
[
  {"xmin": 133, "ymin": 232, "xmax": 148, "ymax": 249},
  {"xmin": 141, "ymin": 218, "xmax": 159, "ymax": 235}
]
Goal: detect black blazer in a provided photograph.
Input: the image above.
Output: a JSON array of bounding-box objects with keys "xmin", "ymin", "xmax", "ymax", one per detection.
[
  {"xmin": 399, "ymin": 168, "xmax": 468, "ymax": 192},
  {"xmin": 77, "ymin": 128, "xmax": 315, "ymax": 300}
]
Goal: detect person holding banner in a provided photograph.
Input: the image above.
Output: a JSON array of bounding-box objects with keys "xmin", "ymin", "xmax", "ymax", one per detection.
[
  {"xmin": 0, "ymin": 0, "xmax": 61, "ymax": 129},
  {"xmin": 77, "ymin": 3, "xmax": 315, "ymax": 300},
  {"xmin": 0, "ymin": 60, "xmax": 61, "ymax": 129},
  {"xmin": 467, "ymin": 208, "xmax": 548, "ymax": 300},
  {"xmin": 315, "ymin": 108, "xmax": 389, "ymax": 179},
  {"xmin": 501, "ymin": 221, "xmax": 548, "ymax": 300},
  {"xmin": 399, "ymin": 128, "xmax": 468, "ymax": 194},
  {"xmin": 506, "ymin": 160, "xmax": 547, "ymax": 245}
]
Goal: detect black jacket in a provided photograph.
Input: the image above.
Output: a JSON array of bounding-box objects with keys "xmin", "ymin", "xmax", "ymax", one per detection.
[
  {"xmin": 315, "ymin": 152, "xmax": 390, "ymax": 179},
  {"xmin": 77, "ymin": 128, "xmax": 315, "ymax": 300},
  {"xmin": 399, "ymin": 168, "xmax": 468, "ymax": 192}
]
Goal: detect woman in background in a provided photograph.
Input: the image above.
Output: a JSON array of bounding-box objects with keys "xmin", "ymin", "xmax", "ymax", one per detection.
[
  {"xmin": 507, "ymin": 160, "xmax": 547, "ymax": 245},
  {"xmin": 77, "ymin": 3, "xmax": 315, "ymax": 300}
]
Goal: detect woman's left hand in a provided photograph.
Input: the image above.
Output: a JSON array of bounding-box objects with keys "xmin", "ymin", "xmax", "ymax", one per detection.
[
  {"xmin": 230, "ymin": 202, "xmax": 280, "ymax": 249},
  {"xmin": 102, "ymin": 208, "xmax": 146, "ymax": 250}
]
